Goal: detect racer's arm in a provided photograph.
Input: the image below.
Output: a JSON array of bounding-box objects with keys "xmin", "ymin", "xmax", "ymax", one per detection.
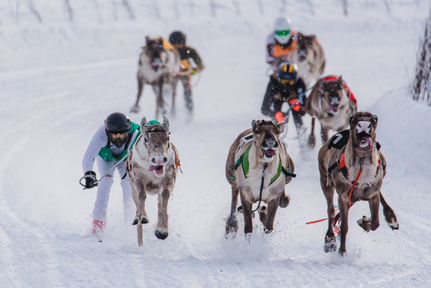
[
  {"xmin": 266, "ymin": 33, "xmax": 276, "ymax": 64},
  {"xmin": 188, "ymin": 47, "xmax": 205, "ymax": 72},
  {"xmin": 82, "ymin": 125, "xmax": 108, "ymax": 173}
]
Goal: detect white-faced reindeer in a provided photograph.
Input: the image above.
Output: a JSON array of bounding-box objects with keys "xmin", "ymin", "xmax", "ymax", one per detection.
[
  {"xmin": 225, "ymin": 119, "xmax": 296, "ymax": 236},
  {"xmin": 128, "ymin": 116, "xmax": 181, "ymax": 245},
  {"xmin": 130, "ymin": 37, "xmax": 181, "ymax": 119},
  {"xmin": 318, "ymin": 112, "xmax": 399, "ymax": 256}
]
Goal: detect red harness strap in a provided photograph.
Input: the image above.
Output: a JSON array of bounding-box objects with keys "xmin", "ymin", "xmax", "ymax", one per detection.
[{"xmin": 323, "ymin": 75, "xmax": 357, "ymax": 105}]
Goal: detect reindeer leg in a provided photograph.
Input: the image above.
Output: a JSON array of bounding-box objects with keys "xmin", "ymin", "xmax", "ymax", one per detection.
[
  {"xmin": 380, "ymin": 191, "xmax": 399, "ymax": 230},
  {"xmin": 308, "ymin": 117, "xmax": 316, "ymax": 148},
  {"xmin": 130, "ymin": 178, "xmax": 149, "ymax": 225},
  {"xmin": 338, "ymin": 193, "xmax": 350, "ymax": 256},
  {"xmin": 240, "ymin": 190, "xmax": 253, "ymax": 236},
  {"xmin": 357, "ymin": 193, "xmax": 380, "ymax": 232},
  {"xmin": 155, "ymin": 180, "xmax": 174, "ymax": 240},
  {"xmin": 321, "ymin": 124, "xmax": 329, "ymax": 144},
  {"xmin": 170, "ymin": 76, "xmax": 179, "ymax": 118},
  {"xmin": 155, "ymin": 76, "xmax": 165, "ymax": 119},
  {"xmin": 322, "ymin": 176, "xmax": 337, "ymax": 253},
  {"xmin": 131, "ymin": 75, "xmax": 144, "ymax": 113},
  {"xmin": 226, "ymin": 185, "xmax": 239, "ymax": 236},
  {"xmin": 263, "ymin": 198, "xmax": 279, "ymax": 234}
]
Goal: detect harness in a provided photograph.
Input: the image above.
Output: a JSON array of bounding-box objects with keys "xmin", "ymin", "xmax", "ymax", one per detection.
[
  {"xmin": 322, "ymin": 75, "xmax": 357, "ymax": 105},
  {"xmin": 326, "ymin": 130, "xmax": 385, "ymax": 207}
]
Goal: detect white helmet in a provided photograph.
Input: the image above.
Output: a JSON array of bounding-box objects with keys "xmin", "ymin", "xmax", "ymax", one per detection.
[{"xmin": 274, "ymin": 17, "xmax": 292, "ymax": 45}]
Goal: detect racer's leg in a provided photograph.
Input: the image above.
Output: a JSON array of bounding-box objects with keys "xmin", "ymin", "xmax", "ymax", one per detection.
[
  {"xmin": 117, "ymin": 161, "xmax": 134, "ymax": 223},
  {"xmin": 93, "ymin": 157, "xmax": 114, "ymax": 222}
]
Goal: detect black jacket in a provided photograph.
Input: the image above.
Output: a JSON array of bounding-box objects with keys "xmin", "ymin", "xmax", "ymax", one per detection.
[{"xmin": 261, "ymin": 76, "xmax": 306, "ymax": 118}]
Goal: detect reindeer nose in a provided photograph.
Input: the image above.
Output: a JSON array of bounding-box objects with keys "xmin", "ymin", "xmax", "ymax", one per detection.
[
  {"xmin": 151, "ymin": 155, "xmax": 168, "ymax": 165},
  {"xmin": 356, "ymin": 121, "xmax": 372, "ymax": 134},
  {"xmin": 264, "ymin": 139, "xmax": 278, "ymax": 149}
]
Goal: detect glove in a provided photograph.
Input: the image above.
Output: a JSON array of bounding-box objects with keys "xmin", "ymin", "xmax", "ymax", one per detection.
[
  {"xmin": 275, "ymin": 111, "xmax": 286, "ymax": 123},
  {"xmin": 84, "ymin": 171, "xmax": 98, "ymax": 189},
  {"xmin": 191, "ymin": 68, "xmax": 198, "ymax": 75},
  {"xmin": 289, "ymin": 99, "xmax": 301, "ymax": 112}
]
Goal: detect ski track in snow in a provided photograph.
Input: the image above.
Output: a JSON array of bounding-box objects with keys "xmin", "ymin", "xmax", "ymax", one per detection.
[{"xmin": 0, "ymin": 0, "xmax": 431, "ymax": 287}]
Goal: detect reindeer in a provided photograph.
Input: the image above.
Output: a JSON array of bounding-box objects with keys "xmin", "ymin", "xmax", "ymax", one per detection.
[
  {"xmin": 306, "ymin": 75, "xmax": 357, "ymax": 147},
  {"xmin": 318, "ymin": 112, "xmax": 399, "ymax": 256},
  {"xmin": 128, "ymin": 116, "xmax": 181, "ymax": 245},
  {"xmin": 225, "ymin": 119, "xmax": 296, "ymax": 236},
  {"xmin": 130, "ymin": 37, "xmax": 181, "ymax": 119},
  {"xmin": 287, "ymin": 32, "xmax": 326, "ymax": 88}
]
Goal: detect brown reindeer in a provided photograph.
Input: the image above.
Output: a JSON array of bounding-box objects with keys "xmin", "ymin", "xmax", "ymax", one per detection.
[
  {"xmin": 130, "ymin": 37, "xmax": 181, "ymax": 119},
  {"xmin": 287, "ymin": 32, "xmax": 326, "ymax": 88},
  {"xmin": 128, "ymin": 116, "xmax": 181, "ymax": 245},
  {"xmin": 225, "ymin": 119, "xmax": 296, "ymax": 236},
  {"xmin": 318, "ymin": 112, "xmax": 399, "ymax": 256},
  {"xmin": 306, "ymin": 75, "xmax": 357, "ymax": 147}
]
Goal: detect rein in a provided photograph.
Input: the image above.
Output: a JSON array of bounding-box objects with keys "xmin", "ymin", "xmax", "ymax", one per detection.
[
  {"xmin": 168, "ymin": 66, "xmax": 202, "ymax": 88},
  {"xmin": 79, "ymin": 153, "xmax": 128, "ymax": 190}
]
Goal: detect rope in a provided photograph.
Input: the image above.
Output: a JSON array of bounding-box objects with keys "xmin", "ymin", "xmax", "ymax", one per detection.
[
  {"xmin": 168, "ymin": 66, "xmax": 201, "ymax": 88},
  {"xmin": 306, "ymin": 158, "xmax": 363, "ymax": 225},
  {"xmin": 79, "ymin": 153, "xmax": 128, "ymax": 190},
  {"xmin": 252, "ymin": 163, "xmax": 268, "ymax": 213}
]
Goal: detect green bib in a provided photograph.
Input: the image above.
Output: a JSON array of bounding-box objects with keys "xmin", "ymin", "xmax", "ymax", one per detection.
[{"xmin": 98, "ymin": 122, "xmax": 140, "ymax": 161}]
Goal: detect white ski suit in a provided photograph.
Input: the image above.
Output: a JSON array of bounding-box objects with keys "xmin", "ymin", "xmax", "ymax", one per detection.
[{"xmin": 82, "ymin": 124, "xmax": 139, "ymax": 222}]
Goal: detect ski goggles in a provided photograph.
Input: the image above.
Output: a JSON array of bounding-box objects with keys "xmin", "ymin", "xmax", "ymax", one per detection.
[
  {"xmin": 108, "ymin": 132, "xmax": 128, "ymax": 142},
  {"xmin": 275, "ymin": 30, "xmax": 290, "ymax": 37},
  {"xmin": 280, "ymin": 78, "xmax": 295, "ymax": 85}
]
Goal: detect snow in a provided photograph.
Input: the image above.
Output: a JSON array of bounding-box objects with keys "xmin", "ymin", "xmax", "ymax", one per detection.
[{"xmin": 1, "ymin": 0, "xmax": 431, "ymax": 287}]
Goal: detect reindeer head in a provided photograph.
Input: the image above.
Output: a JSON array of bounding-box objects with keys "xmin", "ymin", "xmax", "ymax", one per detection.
[
  {"xmin": 144, "ymin": 36, "xmax": 168, "ymax": 72},
  {"xmin": 296, "ymin": 32, "xmax": 317, "ymax": 62},
  {"xmin": 349, "ymin": 112, "xmax": 378, "ymax": 151},
  {"xmin": 251, "ymin": 119, "xmax": 287, "ymax": 162},
  {"xmin": 318, "ymin": 76, "xmax": 348, "ymax": 116},
  {"xmin": 141, "ymin": 116, "xmax": 171, "ymax": 177}
]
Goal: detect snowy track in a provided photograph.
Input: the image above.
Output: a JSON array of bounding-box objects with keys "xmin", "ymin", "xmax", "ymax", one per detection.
[{"xmin": 1, "ymin": 1, "xmax": 431, "ymax": 287}]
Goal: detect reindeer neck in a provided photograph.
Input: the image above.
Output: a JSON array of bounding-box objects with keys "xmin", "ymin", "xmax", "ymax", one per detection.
[{"xmin": 345, "ymin": 139, "xmax": 378, "ymax": 169}]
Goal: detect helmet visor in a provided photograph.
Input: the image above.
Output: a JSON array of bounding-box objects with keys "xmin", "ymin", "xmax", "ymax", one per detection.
[
  {"xmin": 280, "ymin": 78, "xmax": 295, "ymax": 85},
  {"xmin": 275, "ymin": 30, "xmax": 290, "ymax": 37}
]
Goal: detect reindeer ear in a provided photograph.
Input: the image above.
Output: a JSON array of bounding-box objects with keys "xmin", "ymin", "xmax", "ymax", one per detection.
[
  {"xmin": 277, "ymin": 120, "xmax": 288, "ymax": 134},
  {"xmin": 297, "ymin": 32, "xmax": 303, "ymax": 39},
  {"xmin": 349, "ymin": 114, "xmax": 355, "ymax": 127},
  {"xmin": 373, "ymin": 114, "xmax": 378, "ymax": 127},
  {"xmin": 252, "ymin": 120, "xmax": 259, "ymax": 134},
  {"xmin": 162, "ymin": 116, "xmax": 170, "ymax": 134},
  {"xmin": 310, "ymin": 35, "xmax": 316, "ymax": 42},
  {"xmin": 318, "ymin": 79, "xmax": 324, "ymax": 88},
  {"xmin": 145, "ymin": 36, "xmax": 150, "ymax": 45},
  {"xmin": 141, "ymin": 117, "xmax": 148, "ymax": 131}
]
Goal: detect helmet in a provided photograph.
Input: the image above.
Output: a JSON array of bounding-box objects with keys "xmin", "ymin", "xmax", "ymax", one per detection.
[
  {"xmin": 105, "ymin": 112, "xmax": 131, "ymax": 148},
  {"xmin": 169, "ymin": 31, "xmax": 186, "ymax": 47},
  {"xmin": 277, "ymin": 61, "xmax": 298, "ymax": 86},
  {"xmin": 274, "ymin": 17, "xmax": 292, "ymax": 45}
]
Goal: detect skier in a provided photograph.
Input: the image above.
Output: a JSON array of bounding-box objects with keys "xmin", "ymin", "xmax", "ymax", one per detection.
[
  {"xmin": 82, "ymin": 112, "xmax": 140, "ymax": 234},
  {"xmin": 266, "ymin": 17, "xmax": 297, "ymax": 73},
  {"xmin": 261, "ymin": 61, "xmax": 306, "ymax": 136},
  {"xmin": 169, "ymin": 30, "xmax": 205, "ymax": 120}
]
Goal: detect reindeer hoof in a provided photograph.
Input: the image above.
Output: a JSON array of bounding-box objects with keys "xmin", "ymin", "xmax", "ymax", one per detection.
[
  {"xmin": 132, "ymin": 217, "xmax": 149, "ymax": 225},
  {"xmin": 357, "ymin": 216, "xmax": 371, "ymax": 232},
  {"xmin": 324, "ymin": 236, "xmax": 337, "ymax": 253},
  {"xmin": 155, "ymin": 230, "xmax": 169, "ymax": 240},
  {"xmin": 264, "ymin": 228, "xmax": 273, "ymax": 234},
  {"xmin": 388, "ymin": 221, "xmax": 399, "ymax": 230},
  {"xmin": 279, "ymin": 193, "xmax": 290, "ymax": 208},
  {"xmin": 130, "ymin": 105, "xmax": 140, "ymax": 113}
]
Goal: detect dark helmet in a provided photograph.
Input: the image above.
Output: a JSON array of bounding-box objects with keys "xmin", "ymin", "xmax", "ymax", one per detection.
[
  {"xmin": 169, "ymin": 31, "xmax": 186, "ymax": 46},
  {"xmin": 277, "ymin": 61, "xmax": 298, "ymax": 86},
  {"xmin": 105, "ymin": 112, "xmax": 131, "ymax": 148}
]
